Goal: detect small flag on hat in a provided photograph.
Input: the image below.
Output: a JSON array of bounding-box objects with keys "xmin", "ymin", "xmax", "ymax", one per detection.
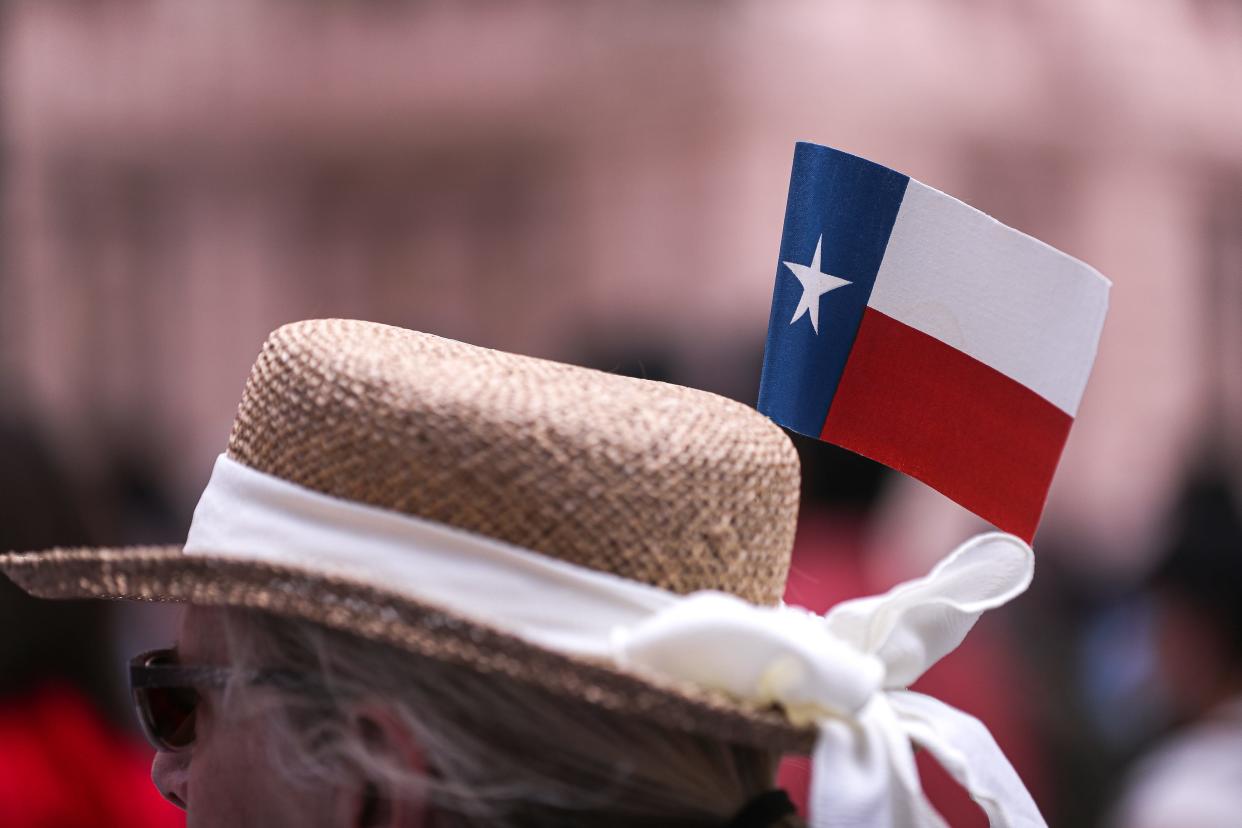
[{"xmin": 758, "ymin": 142, "xmax": 1110, "ymax": 541}]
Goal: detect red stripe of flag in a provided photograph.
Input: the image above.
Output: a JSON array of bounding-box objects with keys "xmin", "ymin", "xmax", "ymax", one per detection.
[{"xmin": 821, "ymin": 308, "xmax": 1073, "ymax": 541}]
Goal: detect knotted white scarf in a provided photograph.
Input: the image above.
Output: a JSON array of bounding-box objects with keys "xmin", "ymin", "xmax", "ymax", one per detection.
[
  {"xmin": 615, "ymin": 533, "xmax": 1043, "ymax": 827},
  {"xmin": 186, "ymin": 453, "xmax": 1046, "ymax": 827}
]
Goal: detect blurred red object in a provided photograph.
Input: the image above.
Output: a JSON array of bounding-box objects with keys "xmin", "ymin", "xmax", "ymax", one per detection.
[{"xmin": 0, "ymin": 683, "xmax": 183, "ymax": 828}]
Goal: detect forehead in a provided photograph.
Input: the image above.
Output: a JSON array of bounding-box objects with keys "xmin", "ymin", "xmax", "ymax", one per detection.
[{"xmin": 177, "ymin": 604, "xmax": 233, "ymax": 664}]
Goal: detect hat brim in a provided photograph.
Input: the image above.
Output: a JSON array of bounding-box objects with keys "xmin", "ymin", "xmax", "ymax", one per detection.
[{"xmin": 0, "ymin": 547, "xmax": 817, "ymax": 754}]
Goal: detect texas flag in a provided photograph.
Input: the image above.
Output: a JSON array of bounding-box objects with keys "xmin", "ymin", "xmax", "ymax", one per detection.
[{"xmin": 758, "ymin": 143, "xmax": 1110, "ymax": 541}]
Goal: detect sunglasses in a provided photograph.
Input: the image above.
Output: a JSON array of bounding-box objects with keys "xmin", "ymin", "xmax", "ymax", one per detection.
[{"xmin": 129, "ymin": 648, "xmax": 320, "ymax": 752}]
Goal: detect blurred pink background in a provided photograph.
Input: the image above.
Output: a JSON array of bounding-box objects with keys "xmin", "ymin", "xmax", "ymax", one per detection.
[{"xmin": 1, "ymin": 2, "xmax": 1240, "ymax": 826}]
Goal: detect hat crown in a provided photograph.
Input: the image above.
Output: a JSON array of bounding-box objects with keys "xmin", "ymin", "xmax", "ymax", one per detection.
[{"xmin": 226, "ymin": 320, "xmax": 800, "ymax": 605}]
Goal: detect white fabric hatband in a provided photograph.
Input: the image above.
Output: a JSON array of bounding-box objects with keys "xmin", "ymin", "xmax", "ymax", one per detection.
[{"xmin": 185, "ymin": 453, "xmax": 1046, "ymax": 828}]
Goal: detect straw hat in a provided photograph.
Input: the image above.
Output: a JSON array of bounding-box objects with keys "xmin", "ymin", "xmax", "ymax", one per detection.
[{"xmin": 0, "ymin": 319, "xmax": 815, "ymax": 752}]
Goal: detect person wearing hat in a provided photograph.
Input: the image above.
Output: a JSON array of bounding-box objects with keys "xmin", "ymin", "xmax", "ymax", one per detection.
[{"xmin": 0, "ymin": 319, "xmax": 1044, "ymax": 827}]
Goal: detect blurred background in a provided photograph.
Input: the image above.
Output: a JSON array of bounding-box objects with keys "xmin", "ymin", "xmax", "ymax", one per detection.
[{"xmin": 1, "ymin": 1, "xmax": 1240, "ymax": 826}]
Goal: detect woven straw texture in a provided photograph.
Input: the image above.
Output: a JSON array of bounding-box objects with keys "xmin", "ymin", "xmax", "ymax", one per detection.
[
  {"xmin": 0, "ymin": 319, "xmax": 812, "ymax": 750},
  {"xmin": 229, "ymin": 320, "xmax": 799, "ymax": 604}
]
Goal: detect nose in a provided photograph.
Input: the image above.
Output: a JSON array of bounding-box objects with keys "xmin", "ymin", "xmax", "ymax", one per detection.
[{"xmin": 152, "ymin": 751, "xmax": 189, "ymax": 810}]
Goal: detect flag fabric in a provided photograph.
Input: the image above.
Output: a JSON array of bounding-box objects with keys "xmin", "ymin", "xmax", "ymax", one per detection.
[{"xmin": 758, "ymin": 143, "xmax": 1110, "ymax": 541}]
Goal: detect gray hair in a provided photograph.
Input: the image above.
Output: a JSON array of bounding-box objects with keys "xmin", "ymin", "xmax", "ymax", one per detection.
[{"xmin": 219, "ymin": 607, "xmax": 806, "ymax": 827}]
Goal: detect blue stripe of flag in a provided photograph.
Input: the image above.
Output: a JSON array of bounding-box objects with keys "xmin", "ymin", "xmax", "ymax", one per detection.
[{"xmin": 757, "ymin": 143, "xmax": 910, "ymax": 437}]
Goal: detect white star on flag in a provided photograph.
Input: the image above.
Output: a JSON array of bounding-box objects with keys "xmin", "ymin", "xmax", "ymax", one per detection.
[{"xmin": 784, "ymin": 235, "xmax": 851, "ymax": 334}]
